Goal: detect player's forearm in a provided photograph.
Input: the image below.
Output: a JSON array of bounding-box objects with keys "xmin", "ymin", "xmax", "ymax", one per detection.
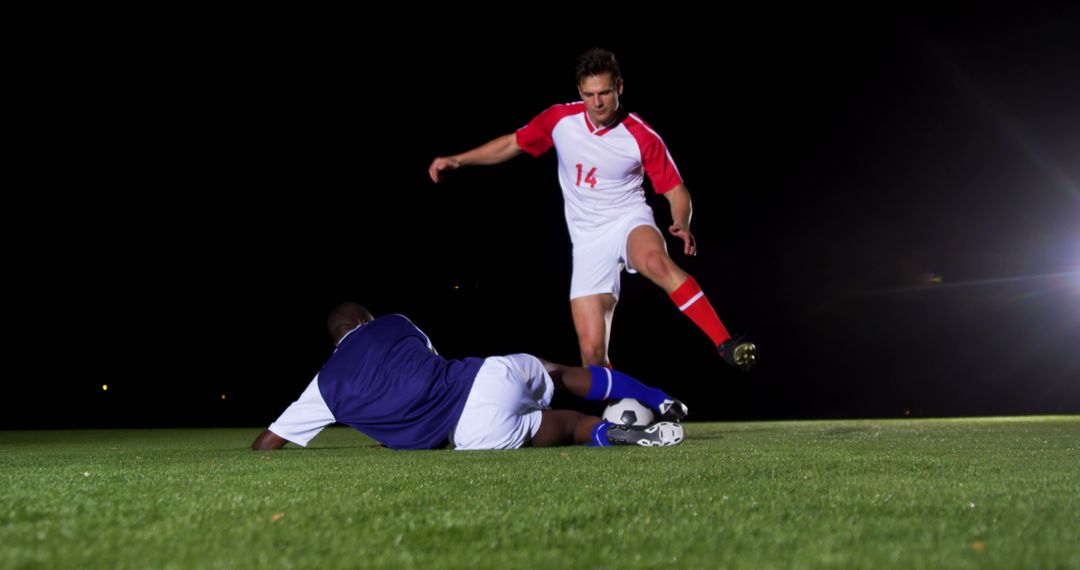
[
  {"xmin": 454, "ymin": 133, "xmax": 522, "ymax": 166},
  {"xmin": 250, "ymin": 429, "xmax": 287, "ymax": 450},
  {"xmin": 664, "ymin": 184, "xmax": 693, "ymax": 228}
]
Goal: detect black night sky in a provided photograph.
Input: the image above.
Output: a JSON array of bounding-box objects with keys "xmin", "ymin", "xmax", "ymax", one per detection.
[{"xmin": 13, "ymin": 8, "xmax": 1079, "ymax": 429}]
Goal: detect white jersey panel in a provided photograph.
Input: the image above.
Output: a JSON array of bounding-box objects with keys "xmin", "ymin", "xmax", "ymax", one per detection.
[{"xmin": 550, "ymin": 116, "xmax": 650, "ymax": 244}]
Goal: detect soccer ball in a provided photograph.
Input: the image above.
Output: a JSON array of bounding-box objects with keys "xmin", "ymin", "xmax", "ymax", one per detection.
[{"xmin": 602, "ymin": 399, "xmax": 655, "ymax": 427}]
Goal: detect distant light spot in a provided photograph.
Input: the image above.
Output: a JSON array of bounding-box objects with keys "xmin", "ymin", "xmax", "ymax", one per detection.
[
  {"xmin": 221, "ymin": 394, "xmax": 227, "ymax": 400},
  {"xmin": 102, "ymin": 384, "xmax": 108, "ymax": 392}
]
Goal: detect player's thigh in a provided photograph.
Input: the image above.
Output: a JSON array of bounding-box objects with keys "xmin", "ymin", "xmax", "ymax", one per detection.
[
  {"xmin": 625, "ymin": 223, "xmax": 670, "ymax": 274},
  {"xmin": 570, "ymin": 294, "xmax": 616, "ymax": 341},
  {"xmin": 618, "ymin": 208, "xmax": 665, "ymax": 273}
]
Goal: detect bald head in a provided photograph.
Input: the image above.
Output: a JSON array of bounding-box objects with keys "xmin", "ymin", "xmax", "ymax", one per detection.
[{"xmin": 327, "ymin": 302, "xmax": 374, "ymax": 345}]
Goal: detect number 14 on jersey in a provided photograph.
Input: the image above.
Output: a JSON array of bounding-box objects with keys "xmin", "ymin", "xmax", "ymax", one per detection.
[{"xmin": 575, "ymin": 164, "xmax": 598, "ymax": 189}]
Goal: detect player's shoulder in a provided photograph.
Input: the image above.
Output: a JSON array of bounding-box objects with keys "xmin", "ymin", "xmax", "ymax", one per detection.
[
  {"xmin": 359, "ymin": 313, "xmax": 409, "ymax": 333},
  {"xmin": 380, "ymin": 314, "xmax": 431, "ymax": 336},
  {"xmin": 521, "ymin": 102, "xmax": 586, "ymax": 139},
  {"xmin": 537, "ymin": 101, "xmax": 586, "ymax": 120},
  {"xmin": 621, "ymin": 112, "xmax": 667, "ymax": 145},
  {"xmin": 376, "ymin": 313, "xmax": 417, "ymax": 327},
  {"xmin": 622, "ymin": 111, "xmax": 658, "ymax": 132},
  {"xmin": 372, "ymin": 314, "xmax": 437, "ymax": 353}
]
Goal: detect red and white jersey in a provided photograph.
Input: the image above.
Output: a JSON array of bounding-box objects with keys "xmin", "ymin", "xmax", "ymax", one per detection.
[{"xmin": 516, "ymin": 102, "xmax": 682, "ymax": 244}]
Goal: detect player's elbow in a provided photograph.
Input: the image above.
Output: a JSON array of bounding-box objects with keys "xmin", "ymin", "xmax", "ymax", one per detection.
[{"xmin": 502, "ymin": 133, "xmax": 523, "ymax": 158}]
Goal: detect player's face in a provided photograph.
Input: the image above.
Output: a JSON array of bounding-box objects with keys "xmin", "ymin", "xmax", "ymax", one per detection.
[{"xmin": 578, "ymin": 73, "xmax": 623, "ymax": 127}]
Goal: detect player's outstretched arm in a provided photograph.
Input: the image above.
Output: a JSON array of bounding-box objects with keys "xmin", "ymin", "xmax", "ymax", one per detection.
[
  {"xmin": 250, "ymin": 429, "xmax": 287, "ymax": 451},
  {"xmin": 428, "ymin": 133, "xmax": 523, "ymax": 182}
]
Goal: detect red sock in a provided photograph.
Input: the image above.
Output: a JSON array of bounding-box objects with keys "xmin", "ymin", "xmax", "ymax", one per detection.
[{"xmin": 669, "ymin": 276, "xmax": 731, "ymax": 346}]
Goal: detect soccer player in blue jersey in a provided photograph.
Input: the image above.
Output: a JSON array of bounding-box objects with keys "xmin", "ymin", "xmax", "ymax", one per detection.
[{"xmin": 250, "ymin": 302, "xmax": 688, "ymax": 451}]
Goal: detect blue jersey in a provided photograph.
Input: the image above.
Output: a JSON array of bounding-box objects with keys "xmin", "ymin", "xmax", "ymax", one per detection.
[{"xmin": 317, "ymin": 315, "xmax": 483, "ymax": 450}]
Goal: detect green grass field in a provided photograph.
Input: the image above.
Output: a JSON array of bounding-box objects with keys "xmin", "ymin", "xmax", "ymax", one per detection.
[{"xmin": 3, "ymin": 417, "xmax": 1078, "ymax": 569}]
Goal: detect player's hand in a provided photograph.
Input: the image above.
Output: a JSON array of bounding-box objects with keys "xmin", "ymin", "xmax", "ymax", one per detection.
[
  {"xmin": 428, "ymin": 157, "xmax": 461, "ymax": 183},
  {"xmin": 669, "ymin": 224, "xmax": 697, "ymax": 256}
]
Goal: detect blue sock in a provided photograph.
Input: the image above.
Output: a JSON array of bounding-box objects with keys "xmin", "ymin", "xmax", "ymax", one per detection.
[
  {"xmin": 585, "ymin": 366, "xmax": 670, "ymax": 411},
  {"xmin": 585, "ymin": 421, "xmax": 615, "ymax": 447}
]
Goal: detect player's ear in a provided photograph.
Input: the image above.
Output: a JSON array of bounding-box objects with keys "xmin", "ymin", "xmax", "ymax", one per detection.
[{"xmin": 616, "ymin": 78, "xmax": 624, "ymax": 95}]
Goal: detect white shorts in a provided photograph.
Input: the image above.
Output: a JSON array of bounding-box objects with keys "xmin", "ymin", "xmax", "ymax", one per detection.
[
  {"xmin": 449, "ymin": 354, "xmax": 555, "ymax": 450},
  {"xmin": 569, "ymin": 207, "xmax": 662, "ymax": 301}
]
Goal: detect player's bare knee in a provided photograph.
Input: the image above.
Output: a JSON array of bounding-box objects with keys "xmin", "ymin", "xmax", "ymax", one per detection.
[
  {"xmin": 640, "ymin": 249, "xmax": 673, "ymax": 279},
  {"xmin": 579, "ymin": 343, "xmax": 607, "ymax": 367}
]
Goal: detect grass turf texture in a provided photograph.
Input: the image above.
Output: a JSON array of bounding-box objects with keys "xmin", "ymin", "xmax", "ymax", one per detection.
[{"xmin": 2, "ymin": 417, "xmax": 1078, "ymax": 569}]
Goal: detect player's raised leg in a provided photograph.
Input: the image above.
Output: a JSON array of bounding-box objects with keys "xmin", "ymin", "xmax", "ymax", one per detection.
[{"xmin": 626, "ymin": 225, "xmax": 756, "ymax": 371}]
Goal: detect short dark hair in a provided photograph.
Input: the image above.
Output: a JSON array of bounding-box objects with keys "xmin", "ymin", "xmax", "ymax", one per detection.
[
  {"xmin": 575, "ymin": 48, "xmax": 621, "ymax": 84},
  {"xmin": 327, "ymin": 302, "xmax": 374, "ymax": 344}
]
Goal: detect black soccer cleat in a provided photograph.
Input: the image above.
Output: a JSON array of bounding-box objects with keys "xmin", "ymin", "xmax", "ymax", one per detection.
[
  {"xmin": 606, "ymin": 421, "xmax": 685, "ymax": 447},
  {"xmin": 718, "ymin": 334, "xmax": 756, "ymax": 372},
  {"xmin": 657, "ymin": 398, "xmax": 688, "ymax": 422}
]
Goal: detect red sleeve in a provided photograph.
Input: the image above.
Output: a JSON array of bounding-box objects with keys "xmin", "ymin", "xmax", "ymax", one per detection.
[
  {"xmin": 625, "ymin": 114, "xmax": 683, "ymax": 194},
  {"xmin": 515, "ymin": 103, "xmax": 583, "ymax": 157}
]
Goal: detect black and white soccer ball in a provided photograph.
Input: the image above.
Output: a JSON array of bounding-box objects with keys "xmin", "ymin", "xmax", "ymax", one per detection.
[{"xmin": 602, "ymin": 398, "xmax": 655, "ymax": 427}]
